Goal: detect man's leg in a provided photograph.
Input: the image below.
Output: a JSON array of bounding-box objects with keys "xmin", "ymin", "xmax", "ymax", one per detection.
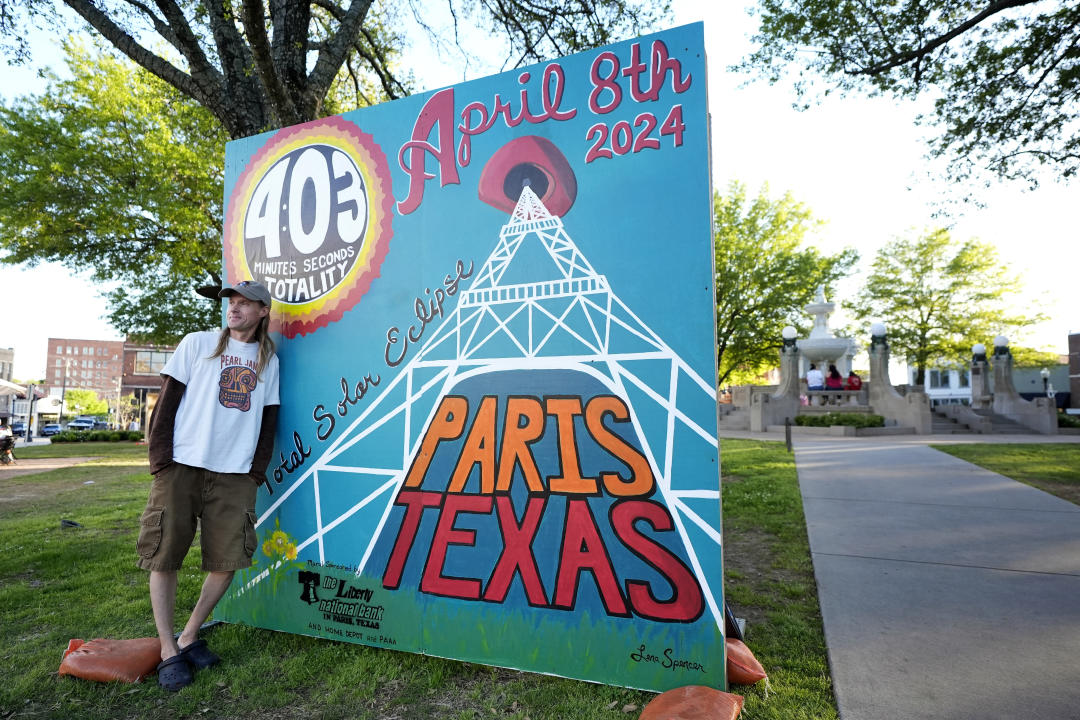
[
  {"xmin": 177, "ymin": 571, "xmax": 234, "ymax": 650},
  {"xmin": 150, "ymin": 570, "xmax": 181, "ymax": 661}
]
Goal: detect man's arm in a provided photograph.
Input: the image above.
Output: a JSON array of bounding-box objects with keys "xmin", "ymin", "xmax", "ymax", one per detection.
[
  {"xmin": 249, "ymin": 405, "xmax": 280, "ymax": 489},
  {"xmin": 148, "ymin": 375, "xmax": 185, "ymax": 474}
]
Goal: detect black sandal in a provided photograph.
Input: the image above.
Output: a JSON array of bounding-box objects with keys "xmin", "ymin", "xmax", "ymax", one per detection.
[
  {"xmin": 156, "ymin": 654, "xmax": 194, "ymax": 691},
  {"xmin": 179, "ymin": 638, "xmax": 221, "ymax": 669}
]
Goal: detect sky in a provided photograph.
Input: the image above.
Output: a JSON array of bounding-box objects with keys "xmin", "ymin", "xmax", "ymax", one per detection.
[{"xmin": 1, "ymin": 2, "xmax": 1076, "ymax": 381}]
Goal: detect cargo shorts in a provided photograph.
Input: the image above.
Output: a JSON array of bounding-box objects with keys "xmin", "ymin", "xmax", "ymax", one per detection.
[{"xmin": 136, "ymin": 462, "xmax": 259, "ymax": 572}]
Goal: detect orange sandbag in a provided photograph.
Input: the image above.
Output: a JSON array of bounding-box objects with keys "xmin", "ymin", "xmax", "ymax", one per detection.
[
  {"xmin": 639, "ymin": 685, "xmax": 744, "ymax": 720},
  {"xmin": 726, "ymin": 637, "xmax": 767, "ymax": 685},
  {"xmin": 62, "ymin": 638, "xmax": 85, "ymax": 656},
  {"xmin": 58, "ymin": 637, "xmax": 162, "ymax": 683}
]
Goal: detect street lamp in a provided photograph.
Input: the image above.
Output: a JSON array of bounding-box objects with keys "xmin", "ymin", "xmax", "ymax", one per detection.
[
  {"xmin": 1041, "ymin": 367, "xmax": 1050, "ymax": 395},
  {"xmin": 113, "ymin": 376, "xmax": 122, "ymax": 431},
  {"xmin": 781, "ymin": 325, "xmax": 798, "ymax": 349},
  {"xmin": 57, "ymin": 359, "xmax": 73, "ymax": 427},
  {"xmin": 23, "ymin": 384, "xmax": 36, "ymax": 442},
  {"xmin": 870, "ymin": 322, "xmax": 887, "ymax": 351}
]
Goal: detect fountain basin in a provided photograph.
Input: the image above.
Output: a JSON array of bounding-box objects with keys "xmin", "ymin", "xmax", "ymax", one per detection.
[{"xmin": 798, "ymin": 336, "xmax": 855, "ymax": 365}]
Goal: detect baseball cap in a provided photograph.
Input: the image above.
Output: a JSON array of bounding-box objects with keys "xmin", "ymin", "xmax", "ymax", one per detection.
[{"xmin": 219, "ymin": 280, "xmax": 272, "ymax": 306}]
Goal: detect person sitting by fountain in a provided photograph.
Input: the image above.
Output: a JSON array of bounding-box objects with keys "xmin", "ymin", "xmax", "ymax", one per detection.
[
  {"xmin": 806, "ymin": 364, "xmax": 825, "ymax": 391},
  {"xmin": 825, "ymin": 365, "xmax": 844, "ymax": 390},
  {"xmin": 845, "ymin": 370, "xmax": 863, "ymax": 391}
]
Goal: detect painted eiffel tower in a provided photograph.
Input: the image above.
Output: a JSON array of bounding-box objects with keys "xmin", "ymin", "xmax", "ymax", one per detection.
[{"xmin": 247, "ymin": 185, "xmax": 724, "ymax": 629}]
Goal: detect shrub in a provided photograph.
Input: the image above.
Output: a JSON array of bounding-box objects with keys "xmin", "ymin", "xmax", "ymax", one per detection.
[
  {"xmin": 50, "ymin": 429, "xmax": 143, "ymax": 443},
  {"xmin": 51, "ymin": 430, "xmax": 90, "ymax": 443},
  {"xmin": 795, "ymin": 413, "xmax": 885, "ymax": 428},
  {"xmin": 1059, "ymin": 413, "xmax": 1080, "ymax": 429}
]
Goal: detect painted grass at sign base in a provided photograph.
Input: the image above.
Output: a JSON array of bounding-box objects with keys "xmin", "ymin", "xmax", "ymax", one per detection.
[{"xmin": 216, "ymin": 560, "xmax": 722, "ymax": 692}]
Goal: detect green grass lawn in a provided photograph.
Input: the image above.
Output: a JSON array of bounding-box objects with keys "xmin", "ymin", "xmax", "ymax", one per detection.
[
  {"xmin": 0, "ymin": 440, "xmax": 835, "ymax": 719},
  {"xmin": 932, "ymin": 443, "xmax": 1080, "ymax": 506}
]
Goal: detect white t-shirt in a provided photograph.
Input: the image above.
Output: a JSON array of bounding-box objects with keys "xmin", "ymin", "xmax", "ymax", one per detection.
[
  {"xmin": 162, "ymin": 330, "xmax": 280, "ymax": 474},
  {"xmin": 805, "ymin": 368, "xmax": 825, "ymax": 388}
]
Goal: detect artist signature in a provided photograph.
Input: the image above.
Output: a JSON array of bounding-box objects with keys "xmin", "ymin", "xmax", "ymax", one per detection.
[
  {"xmin": 384, "ymin": 259, "xmax": 474, "ymax": 367},
  {"xmin": 630, "ymin": 644, "xmax": 706, "ymax": 673}
]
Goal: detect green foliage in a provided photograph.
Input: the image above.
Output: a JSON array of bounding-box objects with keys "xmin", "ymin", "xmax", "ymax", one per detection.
[
  {"xmin": 114, "ymin": 393, "xmax": 142, "ymax": 434},
  {"xmin": 1010, "ymin": 346, "xmax": 1064, "ymax": 367},
  {"xmin": 2, "ymin": 0, "xmax": 667, "ymax": 139},
  {"xmin": 794, "ymin": 413, "xmax": 884, "ymax": 428},
  {"xmin": 61, "ymin": 388, "xmax": 108, "ymax": 418},
  {"xmin": 742, "ymin": 1, "xmax": 1080, "ymax": 185},
  {"xmin": 1059, "ymin": 413, "xmax": 1080, "ymax": 429},
  {"xmin": 50, "ymin": 429, "xmax": 142, "ymax": 443},
  {"xmin": 714, "ymin": 181, "xmax": 857, "ymax": 386},
  {"xmin": 846, "ymin": 228, "xmax": 1040, "ymax": 385},
  {"xmin": 0, "ymin": 42, "xmax": 225, "ymax": 343},
  {"xmin": 49, "ymin": 431, "xmax": 86, "ymax": 443}
]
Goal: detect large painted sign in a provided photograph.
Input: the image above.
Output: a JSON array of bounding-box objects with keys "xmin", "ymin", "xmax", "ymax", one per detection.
[{"xmin": 214, "ymin": 22, "xmax": 724, "ymax": 692}]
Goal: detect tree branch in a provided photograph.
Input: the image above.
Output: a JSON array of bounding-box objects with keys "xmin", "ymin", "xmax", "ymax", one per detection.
[
  {"xmin": 151, "ymin": 0, "xmax": 226, "ymax": 99},
  {"xmin": 853, "ymin": 0, "xmax": 1040, "ymax": 76},
  {"xmin": 357, "ymin": 26, "xmax": 407, "ymax": 99},
  {"xmin": 203, "ymin": 0, "xmax": 267, "ymax": 138},
  {"xmin": 117, "ymin": 0, "xmax": 177, "ymax": 45},
  {"xmin": 270, "ymin": 0, "xmax": 312, "ymax": 112},
  {"xmin": 240, "ymin": 0, "xmax": 300, "ymax": 127},
  {"xmin": 61, "ymin": 0, "xmax": 216, "ymax": 111},
  {"xmin": 312, "ymin": 0, "xmax": 406, "ymax": 101},
  {"xmin": 306, "ymin": 0, "xmax": 374, "ymax": 116}
]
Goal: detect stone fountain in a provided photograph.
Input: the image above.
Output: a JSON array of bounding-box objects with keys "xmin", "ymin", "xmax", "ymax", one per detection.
[{"xmin": 796, "ymin": 287, "xmax": 856, "ymax": 377}]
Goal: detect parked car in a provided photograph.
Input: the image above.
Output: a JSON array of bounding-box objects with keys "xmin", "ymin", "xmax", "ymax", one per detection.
[
  {"xmin": 67, "ymin": 419, "xmax": 95, "ymax": 431},
  {"xmin": 93, "ymin": 421, "xmax": 110, "ymax": 430},
  {"xmin": 11, "ymin": 422, "xmax": 26, "ymax": 435},
  {"xmin": 41, "ymin": 423, "xmax": 62, "ymax": 437}
]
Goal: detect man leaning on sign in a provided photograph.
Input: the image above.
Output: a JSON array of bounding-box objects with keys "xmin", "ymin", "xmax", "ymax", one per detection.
[{"xmin": 136, "ymin": 280, "xmax": 279, "ymax": 691}]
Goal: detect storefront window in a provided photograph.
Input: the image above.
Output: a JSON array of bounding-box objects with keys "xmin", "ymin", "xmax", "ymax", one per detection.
[{"xmin": 134, "ymin": 350, "xmax": 173, "ymax": 375}]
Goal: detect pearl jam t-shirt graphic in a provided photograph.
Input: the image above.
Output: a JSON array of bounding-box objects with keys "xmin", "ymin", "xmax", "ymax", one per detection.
[
  {"xmin": 219, "ymin": 365, "xmax": 258, "ymax": 412},
  {"xmin": 224, "ymin": 117, "xmax": 394, "ymax": 338}
]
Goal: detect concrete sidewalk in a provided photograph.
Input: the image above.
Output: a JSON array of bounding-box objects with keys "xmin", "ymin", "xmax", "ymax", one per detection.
[{"xmin": 789, "ymin": 435, "xmax": 1080, "ymax": 719}]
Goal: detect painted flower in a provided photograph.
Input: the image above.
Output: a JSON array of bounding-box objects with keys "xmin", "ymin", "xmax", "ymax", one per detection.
[
  {"xmin": 285, "ymin": 543, "xmax": 298, "ymax": 560},
  {"xmin": 262, "ymin": 540, "xmax": 273, "ymax": 557},
  {"xmin": 271, "ymin": 530, "xmax": 289, "ymax": 552}
]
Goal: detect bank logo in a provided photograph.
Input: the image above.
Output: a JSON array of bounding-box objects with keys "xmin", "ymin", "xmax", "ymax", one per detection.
[
  {"xmin": 225, "ymin": 117, "xmax": 394, "ymax": 338},
  {"xmin": 298, "ymin": 570, "xmax": 321, "ymax": 604}
]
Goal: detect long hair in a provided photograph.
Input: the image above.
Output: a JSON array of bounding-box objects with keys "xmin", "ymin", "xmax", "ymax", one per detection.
[{"xmin": 208, "ymin": 315, "xmax": 276, "ymax": 378}]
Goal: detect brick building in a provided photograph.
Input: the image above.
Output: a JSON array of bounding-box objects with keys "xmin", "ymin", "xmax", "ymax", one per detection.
[
  {"xmin": 121, "ymin": 339, "xmax": 177, "ymax": 429},
  {"xmin": 45, "ymin": 338, "xmax": 124, "ymax": 398},
  {"xmin": 44, "ymin": 336, "xmax": 179, "ymax": 428}
]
